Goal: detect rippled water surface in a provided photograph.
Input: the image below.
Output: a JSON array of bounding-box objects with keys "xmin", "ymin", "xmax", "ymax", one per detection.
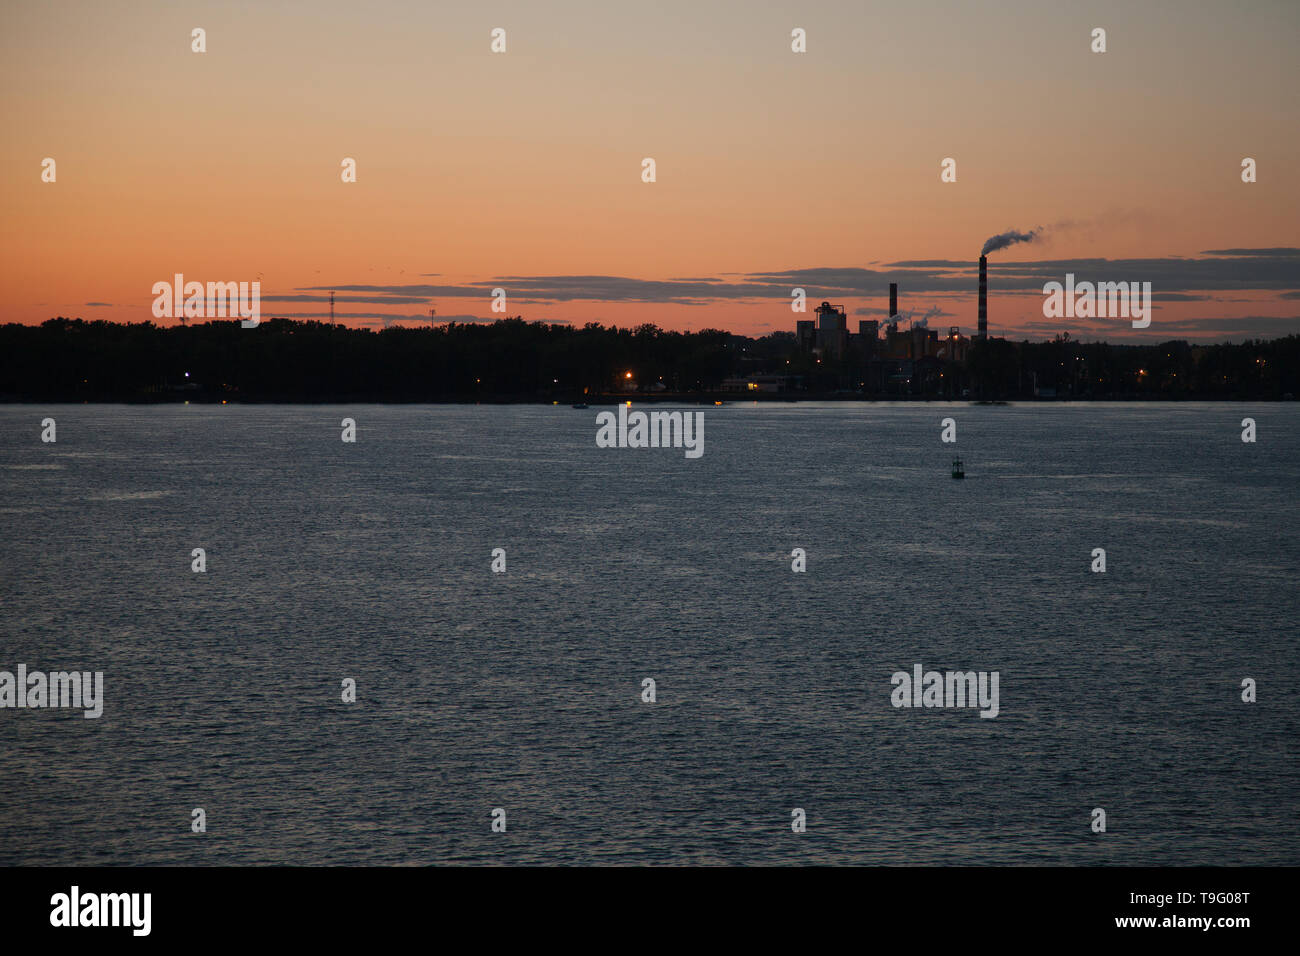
[{"xmin": 1, "ymin": 403, "xmax": 1297, "ymax": 865}]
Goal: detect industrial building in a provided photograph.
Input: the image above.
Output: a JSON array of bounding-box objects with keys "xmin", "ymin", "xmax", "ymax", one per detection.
[
  {"xmin": 796, "ymin": 280, "xmax": 973, "ymax": 363},
  {"xmin": 791, "ymin": 276, "xmax": 983, "ymax": 394},
  {"xmin": 978, "ymin": 254, "xmax": 988, "ymax": 339}
]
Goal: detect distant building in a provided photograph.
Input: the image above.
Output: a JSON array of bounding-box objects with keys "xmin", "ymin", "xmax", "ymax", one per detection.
[
  {"xmin": 722, "ymin": 374, "xmax": 794, "ymax": 393},
  {"xmin": 793, "ymin": 285, "xmax": 970, "ymax": 393},
  {"xmin": 857, "ymin": 320, "xmax": 880, "ymax": 356},
  {"xmin": 814, "ymin": 301, "xmax": 848, "ymax": 357},
  {"xmin": 941, "ymin": 326, "xmax": 969, "ymax": 363},
  {"xmin": 796, "ymin": 319, "xmax": 816, "ymax": 351}
]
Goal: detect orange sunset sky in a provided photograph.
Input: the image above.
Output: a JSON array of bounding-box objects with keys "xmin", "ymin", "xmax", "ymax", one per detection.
[{"xmin": 2, "ymin": 0, "xmax": 1297, "ymax": 341}]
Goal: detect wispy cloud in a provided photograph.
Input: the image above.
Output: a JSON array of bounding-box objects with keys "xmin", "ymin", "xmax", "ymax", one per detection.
[
  {"xmin": 1018, "ymin": 314, "xmax": 1300, "ymax": 341},
  {"xmin": 259, "ymin": 249, "xmax": 1300, "ymax": 318}
]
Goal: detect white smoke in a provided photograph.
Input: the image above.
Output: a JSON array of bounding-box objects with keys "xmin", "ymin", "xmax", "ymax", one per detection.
[{"xmin": 981, "ymin": 228, "xmax": 1041, "ymax": 256}]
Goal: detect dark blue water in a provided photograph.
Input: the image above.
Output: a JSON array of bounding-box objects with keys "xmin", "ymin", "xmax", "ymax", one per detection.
[{"xmin": 1, "ymin": 403, "xmax": 1296, "ymax": 864}]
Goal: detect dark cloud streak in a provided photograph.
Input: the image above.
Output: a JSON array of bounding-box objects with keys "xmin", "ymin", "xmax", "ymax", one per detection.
[{"xmin": 279, "ymin": 249, "xmax": 1299, "ymax": 310}]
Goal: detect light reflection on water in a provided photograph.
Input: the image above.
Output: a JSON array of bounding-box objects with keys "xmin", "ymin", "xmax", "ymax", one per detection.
[{"xmin": 0, "ymin": 402, "xmax": 1296, "ymax": 865}]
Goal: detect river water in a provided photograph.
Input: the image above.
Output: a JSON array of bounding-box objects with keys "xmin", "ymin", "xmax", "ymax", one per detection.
[{"xmin": 0, "ymin": 402, "xmax": 1296, "ymax": 864}]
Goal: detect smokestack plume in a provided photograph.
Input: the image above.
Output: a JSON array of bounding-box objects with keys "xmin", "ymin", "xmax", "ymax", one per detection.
[
  {"xmin": 889, "ymin": 282, "xmax": 898, "ymax": 318},
  {"xmin": 978, "ymin": 256, "xmax": 987, "ymax": 339},
  {"xmin": 980, "ymin": 228, "xmax": 1040, "ymax": 257},
  {"xmin": 977, "ymin": 225, "xmax": 1041, "ymax": 338}
]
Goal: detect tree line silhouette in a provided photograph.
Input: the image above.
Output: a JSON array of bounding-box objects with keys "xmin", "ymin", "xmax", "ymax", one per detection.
[{"xmin": 1, "ymin": 316, "xmax": 1296, "ymax": 401}]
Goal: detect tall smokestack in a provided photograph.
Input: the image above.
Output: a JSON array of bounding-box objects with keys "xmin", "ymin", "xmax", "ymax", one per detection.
[
  {"xmin": 977, "ymin": 256, "xmax": 987, "ymax": 340},
  {"xmin": 889, "ymin": 282, "xmax": 898, "ymax": 319}
]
